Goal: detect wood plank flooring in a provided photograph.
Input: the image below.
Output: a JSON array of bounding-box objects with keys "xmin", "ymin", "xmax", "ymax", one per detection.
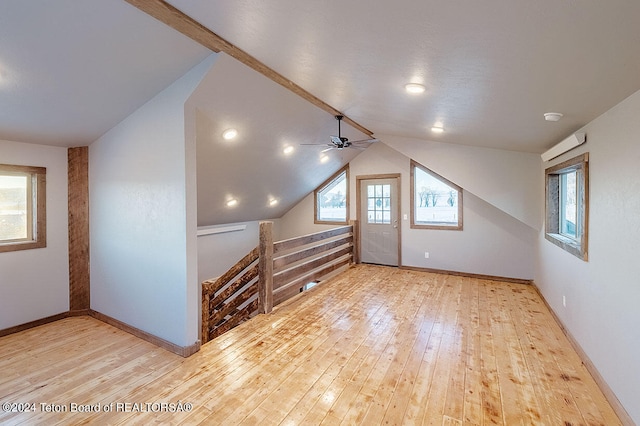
[{"xmin": 0, "ymin": 265, "xmax": 621, "ymax": 425}]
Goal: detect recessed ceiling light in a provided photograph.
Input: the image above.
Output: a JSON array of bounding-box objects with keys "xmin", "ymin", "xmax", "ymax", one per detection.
[
  {"xmin": 431, "ymin": 125, "xmax": 444, "ymax": 133},
  {"xmin": 226, "ymin": 198, "xmax": 238, "ymax": 207},
  {"xmin": 283, "ymin": 146, "xmax": 294, "ymax": 155},
  {"xmin": 222, "ymin": 128, "xmax": 238, "ymax": 140},
  {"xmin": 269, "ymin": 198, "xmax": 279, "ymax": 207},
  {"xmin": 405, "ymin": 83, "xmax": 426, "ymax": 94},
  {"xmin": 544, "ymin": 112, "xmax": 563, "ymax": 122},
  {"xmin": 320, "ymin": 154, "xmax": 329, "ymax": 163}
]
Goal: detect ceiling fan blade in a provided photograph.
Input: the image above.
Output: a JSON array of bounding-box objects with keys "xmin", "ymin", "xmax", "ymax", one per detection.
[
  {"xmin": 348, "ymin": 138, "xmax": 380, "ymax": 145},
  {"xmin": 300, "ymin": 143, "xmax": 331, "ymax": 146}
]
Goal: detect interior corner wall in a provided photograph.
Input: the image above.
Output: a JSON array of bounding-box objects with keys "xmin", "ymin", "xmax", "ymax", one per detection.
[
  {"xmin": 382, "ymin": 134, "xmax": 542, "ymax": 230},
  {"xmin": 0, "ymin": 139, "xmax": 69, "ymax": 329},
  {"xmin": 536, "ymin": 88, "xmax": 640, "ymax": 424},
  {"xmin": 279, "ymin": 141, "xmax": 537, "ymax": 279},
  {"xmin": 89, "ymin": 55, "xmax": 216, "ymax": 347},
  {"xmin": 197, "ymin": 219, "xmax": 281, "ymax": 284},
  {"xmin": 351, "ymin": 142, "xmax": 536, "ymax": 279}
]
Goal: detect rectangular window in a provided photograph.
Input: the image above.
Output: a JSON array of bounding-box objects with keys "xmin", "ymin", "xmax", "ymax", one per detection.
[
  {"xmin": 410, "ymin": 160, "xmax": 463, "ymax": 230},
  {"xmin": 545, "ymin": 153, "xmax": 588, "ymax": 260},
  {"xmin": 0, "ymin": 164, "xmax": 46, "ymax": 253},
  {"xmin": 315, "ymin": 165, "xmax": 349, "ymax": 224}
]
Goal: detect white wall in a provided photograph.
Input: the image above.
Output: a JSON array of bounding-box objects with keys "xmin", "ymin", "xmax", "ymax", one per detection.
[
  {"xmin": 279, "ymin": 142, "xmax": 537, "ymax": 279},
  {"xmin": 536, "ymin": 88, "xmax": 640, "ymax": 424},
  {"xmin": 197, "ymin": 219, "xmax": 281, "ymax": 283},
  {"xmin": 383, "ymin": 134, "xmax": 541, "ymax": 230},
  {"xmin": 401, "ymin": 190, "xmax": 536, "ymax": 278},
  {"xmin": 355, "ymin": 143, "xmax": 535, "ymax": 278},
  {"xmin": 278, "ymin": 193, "xmax": 335, "ymax": 240},
  {"xmin": 90, "ymin": 55, "xmax": 216, "ymax": 347},
  {"xmin": 0, "ymin": 140, "xmax": 69, "ymax": 329}
]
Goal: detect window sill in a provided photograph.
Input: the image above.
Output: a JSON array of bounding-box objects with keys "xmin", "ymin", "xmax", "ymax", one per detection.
[
  {"xmin": 411, "ymin": 223, "xmax": 462, "ymax": 231},
  {"xmin": 0, "ymin": 239, "xmax": 46, "ymax": 253},
  {"xmin": 545, "ymin": 233, "xmax": 587, "ymax": 261},
  {"xmin": 314, "ymin": 219, "xmax": 349, "ymax": 226}
]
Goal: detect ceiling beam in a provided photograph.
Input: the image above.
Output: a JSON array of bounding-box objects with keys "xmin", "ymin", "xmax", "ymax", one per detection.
[{"xmin": 125, "ymin": 0, "xmax": 374, "ymax": 137}]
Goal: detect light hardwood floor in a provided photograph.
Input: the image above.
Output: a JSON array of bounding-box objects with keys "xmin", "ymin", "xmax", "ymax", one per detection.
[{"xmin": 0, "ymin": 265, "xmax": 621, "ymax": 425}]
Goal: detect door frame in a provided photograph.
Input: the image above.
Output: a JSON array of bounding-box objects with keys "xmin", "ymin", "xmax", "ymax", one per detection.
[{"xmin": 355, "ymin": 173, "xmax": 402, "ymax": 266}]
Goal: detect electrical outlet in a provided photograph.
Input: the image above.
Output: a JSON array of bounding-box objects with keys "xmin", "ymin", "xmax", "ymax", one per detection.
[
  {"xmin": 403, "ymin": 214, "xmax": 408, "ymax": 220},
  {"xmin": 562, "ymin": 295, "xmax": 566, "ymax": 307},
  {"xmin": 424, "ymin": 252, "xmax": 429, "ymax": 259}
]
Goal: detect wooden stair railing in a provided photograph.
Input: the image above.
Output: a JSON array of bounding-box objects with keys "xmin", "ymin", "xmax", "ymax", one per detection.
[
  {"xmin": 201, "ymin": 220, "xmax": 359, "ymax": 344},
  {"xmin": 201, "ymin": 247, "xmax": 259, "ymax": 344},
  {"xmin": 272, "ymin": 224, "xmax": 355, "ymax": 305}
]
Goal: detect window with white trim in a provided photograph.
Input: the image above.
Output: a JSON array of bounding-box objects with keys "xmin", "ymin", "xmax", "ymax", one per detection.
[
  {"xmin": 0, "ymin": 164, "xmax": 46, "ymax": 253},
  {"xmin": 545, "ymin": 153, "xmax": 589, "ymax": 260},
  {"xmin": 314, "ymin": 165, "xmax": 349, "ymax": 224}
]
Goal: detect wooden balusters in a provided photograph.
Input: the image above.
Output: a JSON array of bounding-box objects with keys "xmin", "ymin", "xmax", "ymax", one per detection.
[{"xmin": 201, "ymin": 220, "xmax": 358, "ymax": 343}]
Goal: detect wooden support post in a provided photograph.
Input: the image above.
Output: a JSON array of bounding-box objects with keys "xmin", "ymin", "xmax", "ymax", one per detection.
[
  {"xmin": 201, "ymin": 289, "xmax": 210, "ymax": 344},
  {"xmin": 258, "ymin": 221, "xmax": 274, "ymax": 314},
  {"xmin": 350, "ymin": 219, "xmax": 360, "ymax": 264},
  {"xmin": 68, "ymin": 146, "xmax": 90, "ymax": 312}
]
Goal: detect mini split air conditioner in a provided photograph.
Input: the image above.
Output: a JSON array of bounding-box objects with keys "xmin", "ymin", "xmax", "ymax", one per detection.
[{"xmin": 541, "ymin": 132, "xmax": 586, "ymax": 162}]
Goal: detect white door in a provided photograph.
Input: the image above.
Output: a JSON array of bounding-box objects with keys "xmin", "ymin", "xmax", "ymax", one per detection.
[{"xmin": 360, "ymin": 178, "xmax": 399, "ymax": 266}]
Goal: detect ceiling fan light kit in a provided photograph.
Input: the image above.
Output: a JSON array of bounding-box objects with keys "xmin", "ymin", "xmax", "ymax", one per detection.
[{"xmin": 300, "ymin": 114, "xmax": 379, "ymax": 151}]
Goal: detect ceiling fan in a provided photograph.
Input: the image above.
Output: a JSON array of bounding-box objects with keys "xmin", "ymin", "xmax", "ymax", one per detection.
[{"xmin": 302, "ymin": 115, "xmax": 379, "ymax": 152}]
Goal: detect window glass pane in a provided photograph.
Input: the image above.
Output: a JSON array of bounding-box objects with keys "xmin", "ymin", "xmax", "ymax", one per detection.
[
  {"xmin": 367, "ymin": 193, "xmax": 376, "ymax": 223},
  {"xmin": 317, "ymin": 171, "xmax": 347, "ymax": 222},
  {"xmin": 414, "ymin": 166, "xmax": 459, "ymax": 225},
  {"xmin": 560, "ymin": 171, "xmax": 578, "ymax": 238},
  {"xmin": 0, "ymin": 164, "xmax": 46, "ymax": 253},
  {"xmin": 0, "ymin": 174, "xmax": 29, "ymax": 241},
  {"xmin": 367, "ymin": 182, "xmax": 391, "ymax": 224}
]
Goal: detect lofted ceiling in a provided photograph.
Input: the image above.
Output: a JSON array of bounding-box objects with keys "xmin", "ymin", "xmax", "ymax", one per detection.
[
  {"xmin": 0, "ymin": 0, "xmax": 210, "ymax": 146},
  {"xmin": 2, "ymin": 1, "xmax": 640, "ymax": 226},
  {"xmin": 168, "ymin": 0, "xmax": 640, "ymax": 153},
  {"xmin": 191, "ymin": 54, "xmax": 365, "ymax": 226}
]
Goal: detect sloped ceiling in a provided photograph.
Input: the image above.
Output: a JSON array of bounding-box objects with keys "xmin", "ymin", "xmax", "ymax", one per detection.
[
  {"xmin": 3, "ymin": 1, "xmax": 640, "ymax": 228},
  {"xmin": 169, "ymin": 0, "xmax": 640, "ymax": 153},
  {"xmin": 191, "ymin": 55, "xmax": 366, "ymax": 226},
  {"xmin": 0, "ymin": 0, "xmax": 209, "ymax": 146}
]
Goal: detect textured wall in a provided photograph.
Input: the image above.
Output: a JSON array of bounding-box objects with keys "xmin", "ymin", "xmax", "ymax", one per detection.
[
  {"xmin": 0, "ymin": 140, "xmax": 69, "ymax": 329},
  {"xmin": 536, "ymin": 88, "xmax": 640, "ymax": 424}
]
